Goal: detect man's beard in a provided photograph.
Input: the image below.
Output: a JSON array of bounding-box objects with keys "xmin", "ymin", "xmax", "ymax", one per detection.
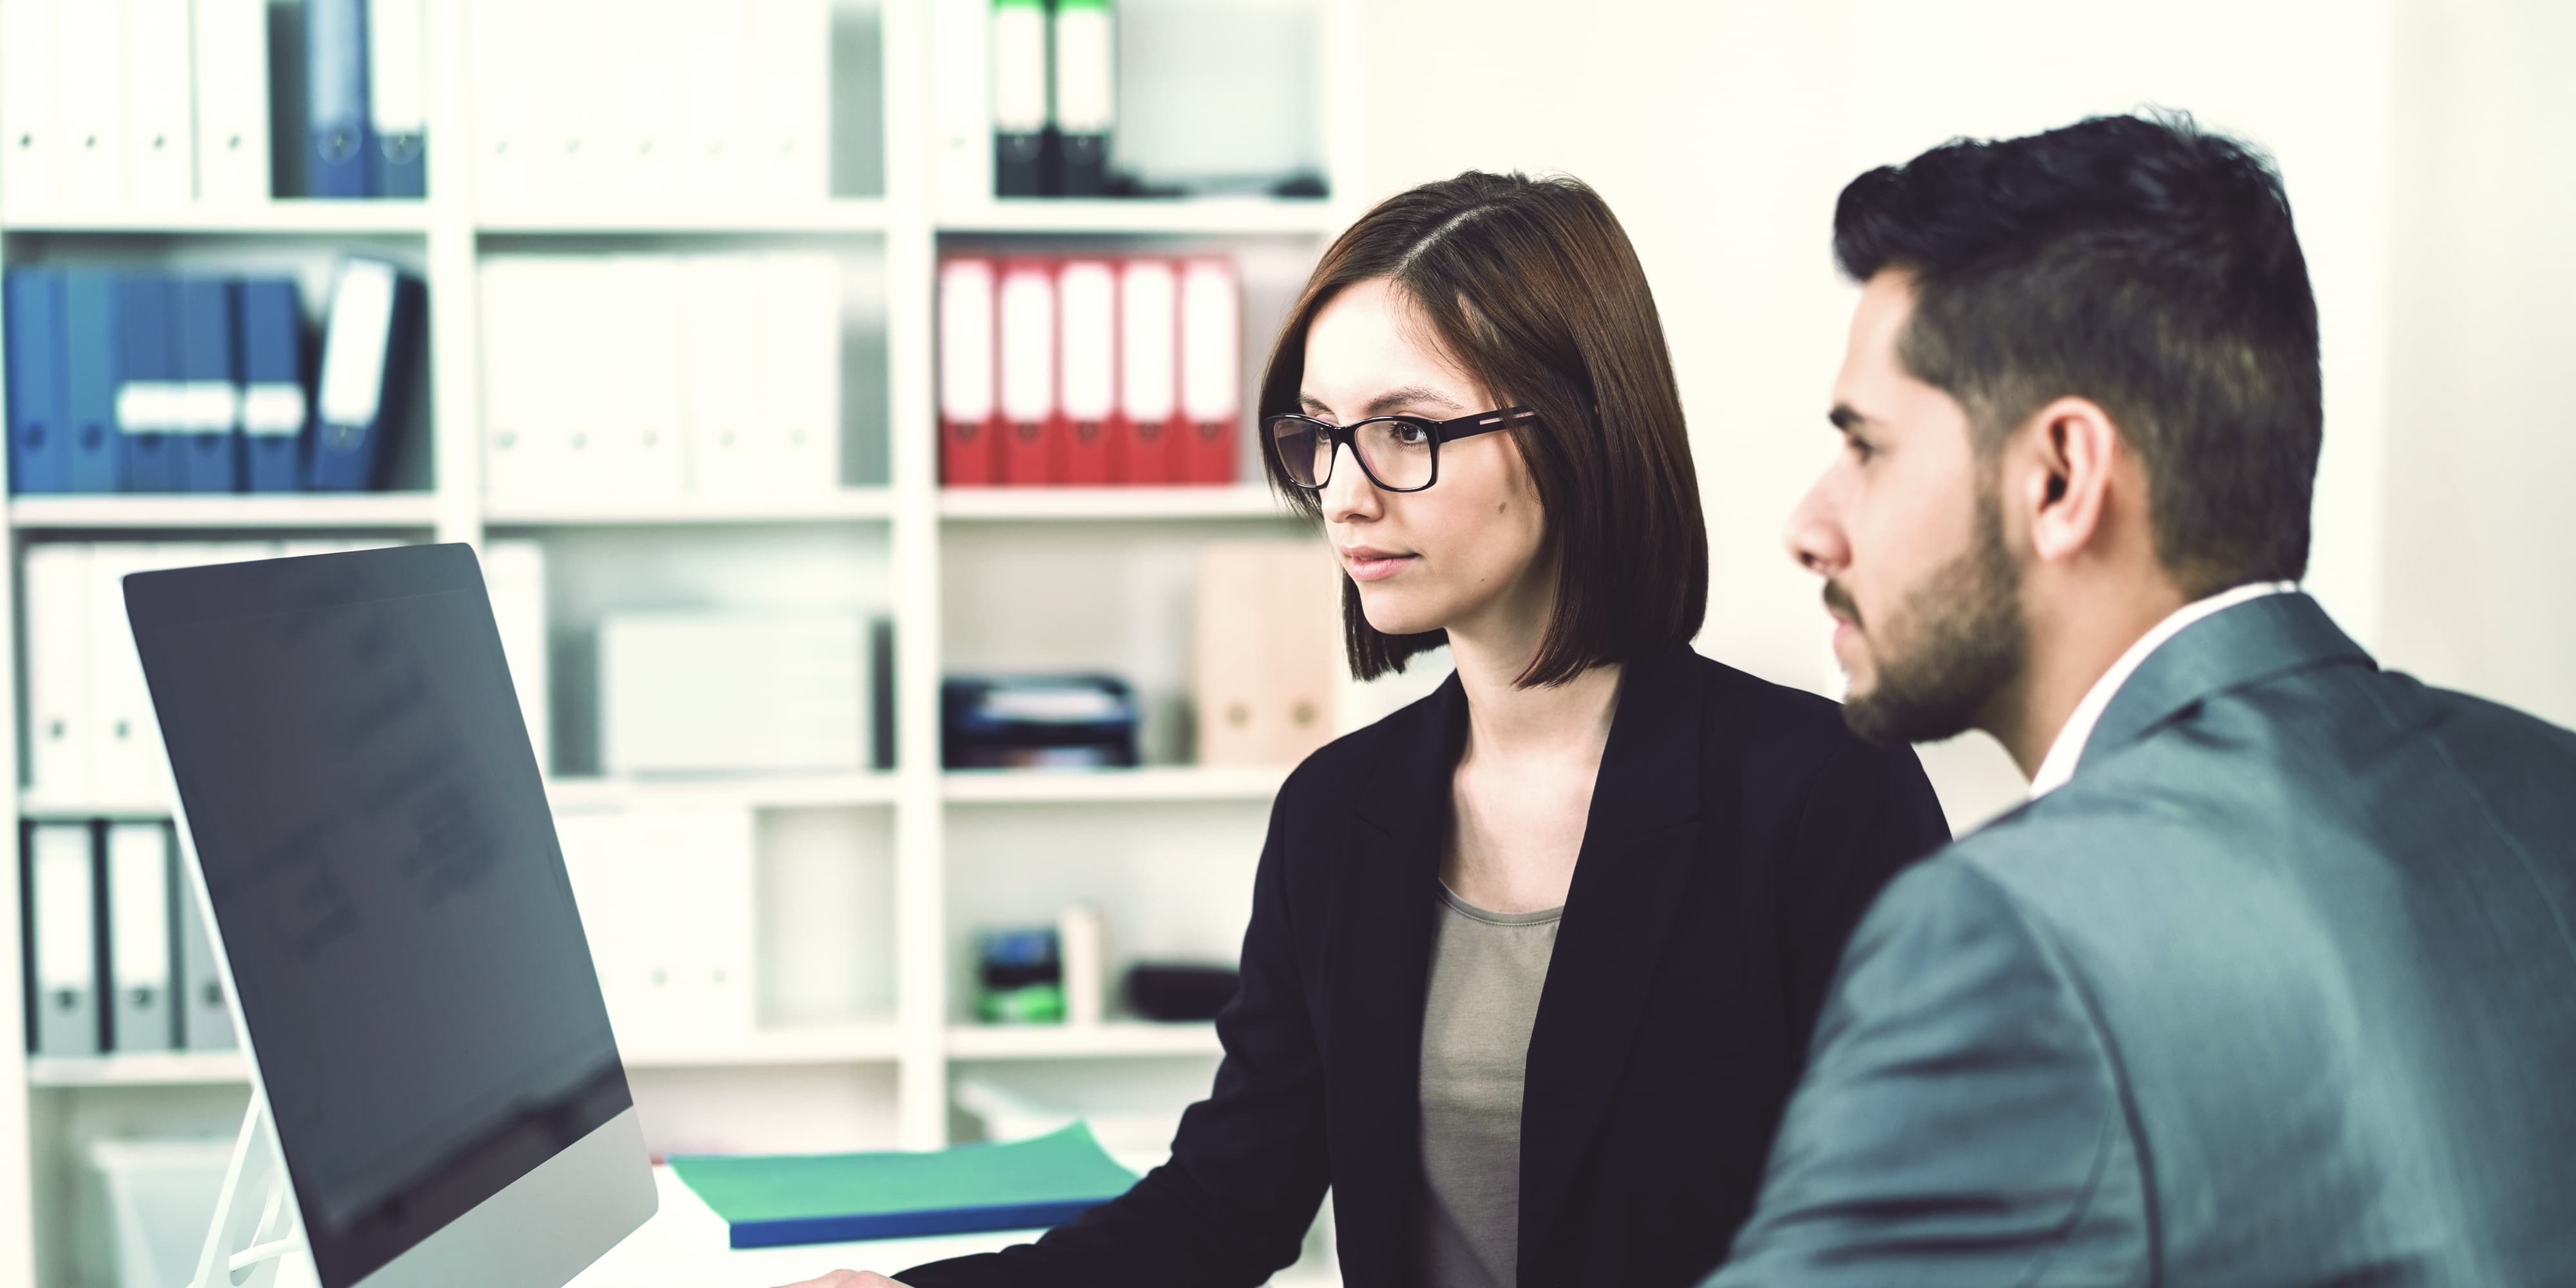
[{"xmin": 1835, "ymin": 487, "xmax": 2027, "ymax": 746}]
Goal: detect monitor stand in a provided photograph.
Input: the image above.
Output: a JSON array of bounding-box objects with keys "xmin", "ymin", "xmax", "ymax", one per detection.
[{"xmin": 191, "ymin": 1098, "xmax": 310, "ymax": 1288}]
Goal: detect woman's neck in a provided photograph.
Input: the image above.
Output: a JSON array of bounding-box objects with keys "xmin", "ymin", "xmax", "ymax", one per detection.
[{"xmin": 1448, "ymin": 629, "xmax": 1624, "ymax": 765}]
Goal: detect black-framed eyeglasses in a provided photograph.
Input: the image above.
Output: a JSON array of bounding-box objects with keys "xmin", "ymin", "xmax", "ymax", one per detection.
[{"xmin": 1265, "ymin": 407, "xmax": 1536, "ymax": 493}]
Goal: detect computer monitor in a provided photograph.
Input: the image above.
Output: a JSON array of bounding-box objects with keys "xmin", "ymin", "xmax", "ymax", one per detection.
[{"xmin": 125, "ymin": 544, "xmax": 655, "ymax": 1288}]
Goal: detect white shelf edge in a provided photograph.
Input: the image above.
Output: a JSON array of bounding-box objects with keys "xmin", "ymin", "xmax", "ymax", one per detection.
[
  {"xmin": 936, "ymin": 486, "xmax": 1294, "ymax": 522},
  {"xmin": 482, "ymin": 489, "xmax": 898, "ymax": 526},
  {"xmin": 16, "ymin": 794, "xmax": 169, "ymax": 818},
  {"xmin": 545, "ymin": 773, "xmax": 900, "ymax": 812},
  {"xmin": 475, "ymin": 200, "xmax": 891, "ymax": 235},
  {"xmin": 0, "ymin": 202, "xmax": 434, "ymax": 234},
  {"xmin": 943, "ymin": 1021, "xmax": 1222, "ymax": 1061},
  {"xmin": 622, "ymin": 1023, "xmax": 906, "ymax": 1069},
  {"xmin": 936, "ymin": 198, "xmax": 1340, "ymax": 236},
  {"xmin": 28, "ymin": 1052, "xmax": 249, "ymax": 1088},
  {"xmin": 941, "ymin": 766, "xmax": 1288, "ymax": 805},
  {"xmin": 8, "ymin": 493, "xmax": 444, "ymax": 530}
]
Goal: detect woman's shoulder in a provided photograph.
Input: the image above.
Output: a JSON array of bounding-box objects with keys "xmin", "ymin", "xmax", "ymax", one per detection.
[
  {"xmin": 1274, "ymin": 680, "xmax": 1451, "ymax": 810},
  {"xmin": 1675, "ymin": 648, "xmax": 1929, "ymax": 795}
]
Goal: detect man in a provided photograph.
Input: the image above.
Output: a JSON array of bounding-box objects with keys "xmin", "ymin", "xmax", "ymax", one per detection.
[{"xmin": 1712, "ymin": 113, "xmax": 2576, "ymax": 1285}]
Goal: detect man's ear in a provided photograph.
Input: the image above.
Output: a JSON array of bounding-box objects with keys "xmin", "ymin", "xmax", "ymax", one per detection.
[{"xmin": 2017, "ymin": 396, "xmax": 2122, "ymax": 565}]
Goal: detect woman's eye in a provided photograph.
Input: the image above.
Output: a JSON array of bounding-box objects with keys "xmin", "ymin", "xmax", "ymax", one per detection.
[{"xmin": 1392, "ymin": 423, "xmax": 1430, "ymax": 446}]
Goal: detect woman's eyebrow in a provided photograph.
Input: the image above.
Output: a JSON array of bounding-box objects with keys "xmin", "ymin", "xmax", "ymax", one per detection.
[{"xmin": 1363, "ymin": 385, "xmax": 1466, "ymax": 417}]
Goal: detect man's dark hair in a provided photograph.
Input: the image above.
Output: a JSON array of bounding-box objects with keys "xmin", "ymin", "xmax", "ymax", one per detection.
[
  {"xmin": 1833, "ymin": 111, "xmax": 2322, "ymax": 596},
  {"xmin": 1261, "ymin": 171, "xmax": 1708, "ymax": 685}
]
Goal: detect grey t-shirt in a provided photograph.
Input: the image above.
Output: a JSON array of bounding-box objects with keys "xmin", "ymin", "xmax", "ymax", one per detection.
[{"xmin": 1417, "ymin": 884, "xmax": 1565, "ymax": 1288}]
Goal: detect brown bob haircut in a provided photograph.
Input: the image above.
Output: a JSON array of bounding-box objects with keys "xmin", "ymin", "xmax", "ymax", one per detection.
[{"xmin": 1259, "ymin": 171, "xmax": 1708, "ymax": 687}]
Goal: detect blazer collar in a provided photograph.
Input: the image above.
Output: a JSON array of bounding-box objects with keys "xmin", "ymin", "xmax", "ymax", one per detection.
[
  {"xmin": 1322, "ymin": 643, "xmax": 1710, "ymax": 1280},
  {"xmin": 2077, "ymin": 591, "xmax": 2373, "ymax": 779},
  {"xmin": 1515, "ymin": 642, "xmax": 1707, "ymax": 1268}
]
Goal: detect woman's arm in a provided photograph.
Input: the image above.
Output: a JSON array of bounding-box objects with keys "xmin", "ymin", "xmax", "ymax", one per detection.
[{"xmin": 893, "ymin": 797, "xmax": 1334, "ymax": 1287}]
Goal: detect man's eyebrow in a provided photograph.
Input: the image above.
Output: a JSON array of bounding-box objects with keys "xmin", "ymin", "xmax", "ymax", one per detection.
[
  {"xmin": 1364, "ymin": 385, "xmax": 1466, "ymax": 418},
  {"xmin": 1828, "ymin": 404, "xmax": 1873, "ymax": 432}
]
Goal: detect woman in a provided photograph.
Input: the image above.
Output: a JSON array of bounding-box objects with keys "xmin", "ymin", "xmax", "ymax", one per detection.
[{"xmin": 790, "ymin": 173, "xmax": 1950, "ymax": 1288}]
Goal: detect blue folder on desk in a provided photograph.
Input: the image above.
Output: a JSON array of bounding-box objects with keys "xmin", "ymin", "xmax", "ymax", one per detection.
[{"xmin": 669, "ymin": 1122, "xmax": 1142, "ymax": 1249}]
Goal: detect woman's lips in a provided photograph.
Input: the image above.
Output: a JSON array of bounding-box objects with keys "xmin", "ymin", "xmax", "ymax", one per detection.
[{"xmin": 1343, "ymin": 551, "xmax": 1416, "ymax": 582}]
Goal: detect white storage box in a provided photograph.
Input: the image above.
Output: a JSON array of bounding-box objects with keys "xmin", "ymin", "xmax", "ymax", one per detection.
[
  {"xmin": 600, "ymin": 611, "xmax": 870, "ymax": 775},
  {"xmin": 90, "ymin": 1137, "xmax": 233, "ymax": 1288}
]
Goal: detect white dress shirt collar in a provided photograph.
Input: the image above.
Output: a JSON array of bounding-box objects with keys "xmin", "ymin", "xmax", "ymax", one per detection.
[{"xmin": 2027, "ymin": 581, "xmax": 2300, "ymax": 799}]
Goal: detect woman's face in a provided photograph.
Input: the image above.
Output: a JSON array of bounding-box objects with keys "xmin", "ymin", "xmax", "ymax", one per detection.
[{"xmin": 1298, "ymin": 278, "xmax": 1550, "ymax": 644}]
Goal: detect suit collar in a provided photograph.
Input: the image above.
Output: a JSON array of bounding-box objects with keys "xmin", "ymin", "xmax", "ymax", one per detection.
[{"xmin": 2076, "ymin": 591, "xmax": 2373, "ymax": 779}]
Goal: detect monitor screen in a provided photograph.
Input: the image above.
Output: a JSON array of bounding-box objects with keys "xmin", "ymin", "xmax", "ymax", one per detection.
[{"xmin": 126, "ymin": 544, "xmax": 630, "ymax": 1288}]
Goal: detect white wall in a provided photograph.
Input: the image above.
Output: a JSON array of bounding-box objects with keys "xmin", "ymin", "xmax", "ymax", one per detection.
[
  {"xmin": 2382, "ymin": 0, "xmax": 2576, "ymax": 730},
  {"xmin": 1353, "ymin": 0, "xmax": 2428, "ymax": 831}
]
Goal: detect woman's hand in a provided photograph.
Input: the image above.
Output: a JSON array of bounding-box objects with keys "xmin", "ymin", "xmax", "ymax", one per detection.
[{"xmin": 770, "ymin": 1272, "xmax": 909, "ymax": 1288}]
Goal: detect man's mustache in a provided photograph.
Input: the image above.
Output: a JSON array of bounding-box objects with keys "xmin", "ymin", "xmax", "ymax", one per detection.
[{"xmin": 1823, "ymin": 582, "xmax": 1862, "ymax": 630}]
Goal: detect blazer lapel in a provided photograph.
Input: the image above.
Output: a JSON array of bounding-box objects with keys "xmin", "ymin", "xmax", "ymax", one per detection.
[
  {"xmin": 1515, "ymin": 644, "xmax": 1708, "ymax": 1271},
  {"xmin": 2078, "ymin": 592, "xmax": 2373, "ymax": 779},
  {"xmin": 1323, "ymin": 668, "xmax": 1465, "ymax": 1271}
]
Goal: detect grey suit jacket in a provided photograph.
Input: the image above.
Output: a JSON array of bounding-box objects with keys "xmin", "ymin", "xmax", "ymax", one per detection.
[{"xmin": 1709, "ymin": 592, "xmax": 2576, "ymax": 1286}]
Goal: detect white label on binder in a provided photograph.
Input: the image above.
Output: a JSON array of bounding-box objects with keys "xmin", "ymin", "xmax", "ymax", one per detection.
[
  {"xmin": 1059, "ymin": 261, "xmax": 1115, "ymax": 422},
  {"xmin": 115, "ymin": 383, "xmax": 189, "ymax": 433},
  {"xmin": 998, "ymin": 267, "xmax": 1055, "ymax": 424},
  {"xmin": 1120, "ymin": 260, "xmax": 1178, "ymax": 422},
  {"xmin": 990, "ymin": 3, "xmax": 1048, "ymax": 134},
  {"xmin": 940, "ymin": 259, "xmax": 997, "ymax": 422},
  {"xmin": 1052, "ymin": 5, "xmax": 1114, "ymax": 134},
  {"xmin": 241, "ymin": 385, "xmax": 308, "ymax": 435},
  {"xmin": 1181, "ymin": 260, "xmax": 1241, "ymax": 423},
  {"xmin": 318, "ymin": 261, "xmax": 397, "ymax": 426}
]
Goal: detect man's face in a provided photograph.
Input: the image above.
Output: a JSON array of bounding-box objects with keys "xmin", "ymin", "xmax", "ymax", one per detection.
[{"xmin": 1786, "ymin": 272, "xmax": 2027, "ymax": 745}]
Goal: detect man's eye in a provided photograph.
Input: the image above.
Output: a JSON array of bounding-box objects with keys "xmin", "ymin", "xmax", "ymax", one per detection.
[
  {"xmin": 1390, "ymin": 422, "xmax": 1430, "ymax": 446},
  {"xmin": 1846, "ymin": 437, "xmax": 1876, "ymax": 462}
]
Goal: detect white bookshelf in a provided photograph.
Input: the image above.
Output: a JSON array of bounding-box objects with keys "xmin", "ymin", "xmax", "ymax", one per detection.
[
  {"xmin": 0, "ymin": 202, "xmax": 437, "ymax": 235},
  {"xmin": 0, "ymin": 1, "xmax": 1368, "ymax": 1283},
  {"xmin": 938, "ymin": 484, "xmax": 1291, "ymax": 521},
  {"xmin": 945, "ymin": 1021, "xmax": 1223, "ymax": 1061},
  {"xmin": 942, "ymin": 766, "xmax": 1288, "ymax": 805},
  {"xmin": 482, "ymin": 488, "xmax": 900, "ymax": 527},
  {"xmin": 8, "ymin": 491, "xmax": 443, "ymax": 529},
  {"xmin": 27, "ymin": 1052, "xmax": 251, "ymax": 1089}
]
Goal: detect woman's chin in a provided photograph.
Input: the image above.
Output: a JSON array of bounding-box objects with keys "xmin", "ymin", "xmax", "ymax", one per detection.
[{"xmin": 1354, "ymin": 585, "xmax": 1445, "ymax": 638}]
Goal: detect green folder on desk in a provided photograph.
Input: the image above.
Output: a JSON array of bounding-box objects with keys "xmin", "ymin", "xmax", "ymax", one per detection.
[{"xmin": 670, "ymin": 1122, "xmax": 1142, "ymax": 1249}]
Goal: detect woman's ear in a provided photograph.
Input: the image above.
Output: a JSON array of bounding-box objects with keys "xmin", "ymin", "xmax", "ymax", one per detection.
[{"xmin": 2021, "ymin": 396, "xmax": 2121, "ymax": 565}]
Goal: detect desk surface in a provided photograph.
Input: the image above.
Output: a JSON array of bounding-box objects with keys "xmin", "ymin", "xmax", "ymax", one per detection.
[{"xmin": 565, "ymin": 1166, "xmax": 1039, "ymax": 1287}]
